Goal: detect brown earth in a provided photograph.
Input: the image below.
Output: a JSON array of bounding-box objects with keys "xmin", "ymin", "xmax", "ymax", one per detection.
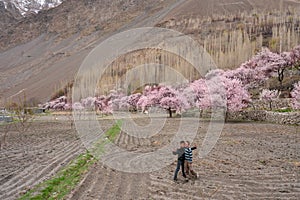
[
  {"xmin": 0, "ymin": 120, "xmax": 83, "ymax": 199},
  {"xmin": 0, "ymin": 117, "xmax": 299, "ymax": 199}
]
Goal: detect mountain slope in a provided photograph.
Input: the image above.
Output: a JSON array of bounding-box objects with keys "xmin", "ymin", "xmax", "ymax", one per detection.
[
  {"xmin": 0, "ymin": 0, "xmax": 299, "ymax": 104},
  {"xmin": 0, "ymin": 0, "xmax": 183, "ymax": 103}
]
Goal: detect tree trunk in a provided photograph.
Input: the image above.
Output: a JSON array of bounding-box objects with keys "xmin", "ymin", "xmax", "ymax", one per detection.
[
  {"xmin": 168, "ymin": 108, "xmax": 172, "ymax": 118},
  {"xmin": 225, "ymin": 111, "xmax": 228, "ymax": 123},
  {"xmin": 278, "ymin": 68, "xmax": 284, "ymax": 89}
]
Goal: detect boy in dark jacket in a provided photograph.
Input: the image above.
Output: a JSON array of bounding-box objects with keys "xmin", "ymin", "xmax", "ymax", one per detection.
[{"xmin": 172, "ymin": 141, "xmax": 187, "ymax": 181}]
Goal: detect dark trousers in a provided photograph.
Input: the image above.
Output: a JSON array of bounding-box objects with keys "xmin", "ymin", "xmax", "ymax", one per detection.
[
  {"xmin": 185, "ymin": 161, "xmax": 197, "ymax": 177},
  {"xmin": 173, "ymin": 159, "xmax": 186, "ymax": 180}
]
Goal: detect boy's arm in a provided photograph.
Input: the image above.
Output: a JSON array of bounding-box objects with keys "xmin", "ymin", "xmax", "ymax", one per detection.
[
  {"xmin": 191, "ymin": 146, "xmax": 197, "ymax": 150},
  {"xmin": 172, "ymin": 149, "xmax": 178, "ymax": 155}
]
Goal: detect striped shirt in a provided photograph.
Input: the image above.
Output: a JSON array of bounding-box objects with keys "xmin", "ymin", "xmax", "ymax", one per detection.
[{"xmin": 184, "ymin": 147, "xmax": 197, "ymax": 162}]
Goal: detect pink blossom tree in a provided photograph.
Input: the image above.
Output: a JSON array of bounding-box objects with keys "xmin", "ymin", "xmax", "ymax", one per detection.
[
  {"xmin": 224, "ymin": 77, "xmax": 251, "ymax": 112},
  {"xmin": 72, "ymin": 102, "xmax": 84, "ymax": 111},
  {"xmin": 189, "ymin": 78, "xmax": 210, "ymax": 110},
  {"xmin": 133, "ymin": 85, "xmax": 161, "ymax": 112},
  {"xmin": 290, "ymin": 45, "xmax": 300, "ymax": 69},
  {"xmin": 52, "ymin": 102, "xmax": 66, "ymax": 110},
  {"xmin": 225, "ymin": 48, "xmax": 292, "ymax": 89},
  {"xmin": 101, "ymin": 101, "xmax": 113, "ymax": 115},
  {"xmin": 127, "ymin": 93, "xmax": 142, "ymax": 112},
  {"xmin": 225, "ymin": 61, "xmax": 268, "ymax": 89},
  {"xmin": 193, "ymin": 70, "xmax": 250, "ymax": 115},
  {"xmin": 259, "ymin": 89, "xmax": 280, "ymax": 110},
  {"xmin": 144, "ymin": 85, "xmax": 161, "ymax": 106},
  {"xmin": 156, "ymin": 86, "xmax": 190, "ymax": 117},
  {"xmin": 119, "ymin": 96, "xmax": 130, "ymax": 110},
  {"xmin": 42, "ymin": 95, "xmax": 70, "ymax": 111},
  {"xmin": 137, "ymin": 95, "xmax": 150, "ymax": 113},
  {"xmin": 94, "ymin": 89, "xmax": 124, "ymax": 114},
  {"xmin": 81, "ymin": 97, "xmax": 96, "ymax": 110},
  {"xmin": 291, "ymin": 81, "xmax": 300, "ymax": 110},
  {"xmin": 159, "ymin": 97, "xmax": 180, "ymax": 117},
  {"xmin": 105, "ymin": 89, "xmax": 125, "ymax": 111},
  {"xmin": 95, "ymin": 96, "xmax": 112, "ymax": 115}
]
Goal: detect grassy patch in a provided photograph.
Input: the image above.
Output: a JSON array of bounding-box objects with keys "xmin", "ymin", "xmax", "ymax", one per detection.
[
  {"xmin": 274, "ymin": 108, "xmax": 293, "ymax": 113},
  {"xmin": 105, "ymin": 120, "xmax": 122, "ymax": 142},
  {"xmin": 91, "ymin": 121, "xmax": 122, "ymax": 157},
  {"xmin": 19, "ymin": 120, "xmax": 122, "ymax": 200}
]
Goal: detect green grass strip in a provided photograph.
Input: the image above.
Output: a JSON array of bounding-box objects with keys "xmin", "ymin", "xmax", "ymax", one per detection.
[
  {"xmin": 19, "ymin": 120, "xmax": 122, "ymax": 200},
  {"xmin": 274, "ymin": 108, "xmax": 293, "ymax": 113},
  {"xmin": 105, "ymin": 120, "xmax": 122, "ymax": 142}
]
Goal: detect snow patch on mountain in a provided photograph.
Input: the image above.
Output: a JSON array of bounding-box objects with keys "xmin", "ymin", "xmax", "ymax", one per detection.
[{"xmin": 1, "ymin": 0, "xmax": 63, "ymax": 16}]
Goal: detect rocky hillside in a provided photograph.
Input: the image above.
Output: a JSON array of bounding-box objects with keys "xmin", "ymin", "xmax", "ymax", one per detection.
[
  {"xmin": 0, "ymin": 0, "xmax": 181, "ymax": 103},
  {"xmin": 0, "ymin": 0, "xmax": 299, "ymax": 104},
  {"xmin": 0, "ymin": 0, "xmax": 62, "ymax": 47},
  {"xmin": 0, "ymin": 1, "xmax": 21, "ymax": 30},
  {"xmin": 0, "ymin": 0, "xmax": 181, "ymax": 51}
]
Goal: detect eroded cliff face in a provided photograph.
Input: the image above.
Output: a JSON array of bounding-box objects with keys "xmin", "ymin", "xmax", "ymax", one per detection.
[{"xmin": 157, "ymin": 0, "xmax": 300, "ymax": 69}]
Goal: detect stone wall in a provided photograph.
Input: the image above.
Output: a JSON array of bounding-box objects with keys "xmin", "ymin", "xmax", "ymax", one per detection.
[
  {"xmin": 177, "ymin": 103, "xmax": 299, "ymax": 125},
  {"xmin": 251, "ymin": 99, "xmax": 292, "ymax": 111},
  {"xmin": 227, "ymin": 110, "xmax": 300, "ymax": 125},
  {"xmin": 265, "ymin": 111, "xmax": 300, "ymax": 125},
  {"xmin": 183, "ymin": 108, "xmax": 300, "ymax": 125}
]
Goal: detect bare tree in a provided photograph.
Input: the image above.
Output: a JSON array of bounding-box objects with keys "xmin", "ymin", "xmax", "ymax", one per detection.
[
  {"xmin": 6, "ymin": 91, "xmax": 35, "ymax": 133},
  {"xmin": 0, "ymin": 91, "xmax": 36, "ymax": 151}
]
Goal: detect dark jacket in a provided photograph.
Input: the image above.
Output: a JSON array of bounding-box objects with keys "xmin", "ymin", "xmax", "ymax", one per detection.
[{"xmin": 173, "ymin": 147, "xmax": 185, "ymax": 160}]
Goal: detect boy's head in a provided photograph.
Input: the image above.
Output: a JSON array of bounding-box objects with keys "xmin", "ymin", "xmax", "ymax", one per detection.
[
  {"xmin": 180, "ymin": 141, "xmax": 185, "ymax": 148},
  {"xmin": 185, "ymin": 141, "xmax": 190, "ymax": 147}
]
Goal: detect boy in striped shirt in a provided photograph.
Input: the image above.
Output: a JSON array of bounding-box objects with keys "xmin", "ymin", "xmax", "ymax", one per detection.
[{"xmin": 184, "ymin": 141, "xmax": 197, "ymax": 178}]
